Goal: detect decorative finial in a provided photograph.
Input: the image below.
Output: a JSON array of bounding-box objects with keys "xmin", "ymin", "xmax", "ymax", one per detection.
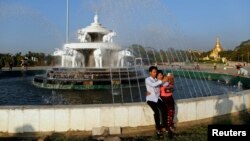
[{"xmin": 94, "ymin": 12, "xmax": 99, "ymax": 24}]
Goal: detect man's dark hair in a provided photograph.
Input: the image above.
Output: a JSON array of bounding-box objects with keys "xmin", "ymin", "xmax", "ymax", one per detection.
[
  {"xmin": 236, "ymin": 65, "xmax": 241, "ymax": 69},
  {"xmin": 149, "ymin": 66, "xmax": 158, "ymax": 72}
]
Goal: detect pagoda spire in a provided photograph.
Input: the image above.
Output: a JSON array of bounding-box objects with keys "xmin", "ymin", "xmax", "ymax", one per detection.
[
  {"xmin": 216, "ymin": 37, "xmax": 220, "ymax": 46},
  {"xmin": 216, "ymin": 37, "xmax": 219, "ymax": 43},
  {"xmin": 209, "ymin": 37, "xmax": 223, "ymax": 59},
  {"xmin": 215, "ymin": 37, "xmax": 223, "ymax": 51}
]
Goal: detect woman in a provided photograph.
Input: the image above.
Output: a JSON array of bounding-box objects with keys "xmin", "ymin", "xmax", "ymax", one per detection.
[{"xmin": 157, "ymin": 71, "xmax": 175, "ymax": 134}]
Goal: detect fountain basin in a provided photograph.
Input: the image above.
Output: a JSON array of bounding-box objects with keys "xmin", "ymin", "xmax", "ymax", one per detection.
[{"xmin": 0, "ymin": 91, "xmax": 249, "ymax": 133}]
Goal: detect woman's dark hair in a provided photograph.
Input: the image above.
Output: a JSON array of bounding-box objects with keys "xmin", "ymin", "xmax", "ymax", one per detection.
[
  {"xmin": 149, "ymin": 66, "xmax": 158, "ymax": 72},
  {"xmin": 157, "ymin": 70, "xmax": 163, "ymax": 77}
]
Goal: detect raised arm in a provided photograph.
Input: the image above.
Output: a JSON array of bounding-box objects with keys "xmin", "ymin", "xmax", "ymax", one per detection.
[
  {"xmin": 145, "ymin": 78, "xmax": 162, "ymax": 87},
  {"xmin": 162, "ymin": 82, "xmax": 170, "ymax": 87}
]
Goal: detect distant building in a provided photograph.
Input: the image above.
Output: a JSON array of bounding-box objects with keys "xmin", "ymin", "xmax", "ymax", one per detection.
[
  {"xmin": 209, "ymin": 37, "xmax": 223, "ymax": 60},
  {"xmin": 202, "ymin": 56, "xmax": 210, "ymax": 61}
]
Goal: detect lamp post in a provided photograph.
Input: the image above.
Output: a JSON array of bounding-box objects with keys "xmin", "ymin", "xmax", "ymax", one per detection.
[{"xmin": 66, "ymin": 0, "xmax": 69, "ymax": 43}]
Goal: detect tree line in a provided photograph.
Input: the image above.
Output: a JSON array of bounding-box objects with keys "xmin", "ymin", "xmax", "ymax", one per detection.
[
  {"xmin": 220, "ymin": 39, "xmax": 250, "ymax": 62},
  {"xmin": 1, "ymin": 39, "xmax": 249, "ymax": 68},
  {"xmin": 0, "ymin": 51, "xmax": 55, "ymax": 68}
]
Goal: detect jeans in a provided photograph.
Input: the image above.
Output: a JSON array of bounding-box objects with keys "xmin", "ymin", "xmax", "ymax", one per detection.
[{"xmin": 147, "ymin": 99, "xmax": 167, "ymax": 130}]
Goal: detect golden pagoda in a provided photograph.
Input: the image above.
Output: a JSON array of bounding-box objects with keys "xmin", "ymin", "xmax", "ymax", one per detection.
[{"xmin": 209, "ymin": 37, "xmax": 223, "ymax": 60}]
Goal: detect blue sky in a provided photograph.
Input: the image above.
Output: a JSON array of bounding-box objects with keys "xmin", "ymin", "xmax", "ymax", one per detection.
[{"xmin": 0, "ymin": 0, "xmax": 249, "ymax": 54}]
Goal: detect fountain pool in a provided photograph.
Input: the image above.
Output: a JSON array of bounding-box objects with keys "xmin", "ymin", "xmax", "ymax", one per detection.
[{"xmin": 0, "ymin": 70, "xmax": 244, "ymax": 105}]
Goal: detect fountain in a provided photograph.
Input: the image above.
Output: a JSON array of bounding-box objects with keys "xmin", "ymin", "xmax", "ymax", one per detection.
[
  {"xmin": 33, "ymin": 14, "xmax": 146, "ymax": 90},
  {"xmin": 238, "ymin": 81, "xmax": 243, "ymax": 90},
  {"xmin": 220, "ymin": 75, "xmax": 232, "ymax": 85}
]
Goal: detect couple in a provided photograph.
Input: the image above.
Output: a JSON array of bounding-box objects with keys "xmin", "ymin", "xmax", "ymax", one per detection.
[{"xmin": 145, "ymin": 66, "xmax": 175, "ymax": 138}]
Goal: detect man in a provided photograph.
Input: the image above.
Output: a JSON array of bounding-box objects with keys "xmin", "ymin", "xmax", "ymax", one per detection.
[
  {"xmin": 145, "ymin": 66, "xmax": 168, "ymax": 138},
  {"xmin": 236, "ymin": 65, "xmax": 248, "ymax": 76},
  {"xmin": 213, "ymin": 63, "xmax": 217, "ymax": 70}
]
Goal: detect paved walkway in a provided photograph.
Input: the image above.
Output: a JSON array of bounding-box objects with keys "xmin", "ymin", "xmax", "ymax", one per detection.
[
  {"xmin": 160, "ymin": 61, "xmax": 250, "ymax": 76},
  {"xmin": 186, "ymin": 62, "xmax": 249, "ymax": 76}
]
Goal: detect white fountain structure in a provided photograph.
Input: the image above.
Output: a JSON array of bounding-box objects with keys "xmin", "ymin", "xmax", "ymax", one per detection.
[
  {"xmin": 53, "ymin": 14, "xmax": 133, "ymax": 68},
  {"xmin": 33, "ymin": 14, "xmax": 145, "ymax": 90}
]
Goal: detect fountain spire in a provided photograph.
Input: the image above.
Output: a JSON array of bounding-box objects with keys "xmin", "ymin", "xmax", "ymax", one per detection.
[{"xmin": 94, "ymin": 12, "xmax": 99, "ymax": 24}]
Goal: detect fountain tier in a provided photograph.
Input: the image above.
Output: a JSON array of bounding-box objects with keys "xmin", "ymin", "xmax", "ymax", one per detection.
[{"xmin": 33, "ymin": 14, "xmax": 144, "ymax": 90}]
